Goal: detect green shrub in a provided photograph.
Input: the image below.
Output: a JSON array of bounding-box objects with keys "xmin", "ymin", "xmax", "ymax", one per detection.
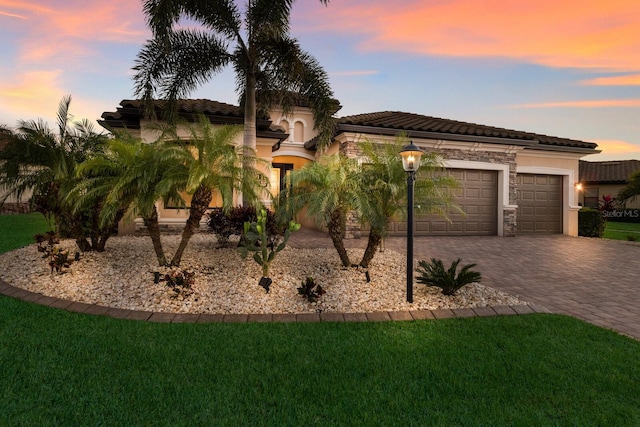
[
  {"xmin": 416, "ymin": 258, "xmax": 481, "ymax": 296},
  {"xmin": 207, "ymin": 206, "xmax": 285, "ymax": 247},
  {"xmin": 578, "ymin": 208, "xmax": 605, "ymax": 237}
]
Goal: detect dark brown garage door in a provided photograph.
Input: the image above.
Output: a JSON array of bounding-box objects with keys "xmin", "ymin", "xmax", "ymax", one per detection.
[
  {"xmin": 516, "ymin": 174, "xmax": 562, "ymax": 234},
  {"xmin": 388, "ymin": 169, "xmax": 498, "ymax": 236}
]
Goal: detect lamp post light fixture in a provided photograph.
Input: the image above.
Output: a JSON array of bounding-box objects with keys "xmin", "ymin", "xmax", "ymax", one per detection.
[{"xmin": 400, "ymin": 141, "xmax": 424, "ymax": 303}]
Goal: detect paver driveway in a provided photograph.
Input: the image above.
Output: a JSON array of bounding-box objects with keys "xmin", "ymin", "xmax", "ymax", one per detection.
[{"xmin": 291, "ymin": 231, "xmax": 640, "ymax": 339}]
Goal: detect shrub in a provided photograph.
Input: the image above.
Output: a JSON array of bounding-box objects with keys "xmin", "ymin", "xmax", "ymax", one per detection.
[
  {"xmin": 34, "ymin": 231, "xmax": 76, "ymax": 274},
  {"xmin": 207, "ymin": 206, "xmax": 285, "ymax": 247},
  {"xmin": 416, "ymin": 258, "xmax": 481, "ymax": 296},
  {"xmin": 157, "ymin": 268, "xmax": 195, "ymax": 299},
  {"xmin": 297, "ymin": 277, "xmax": 326, "ymax": 303},
  {"xmin": 578, "ymin": 208, "xmax": 605, "ymax": 237}
]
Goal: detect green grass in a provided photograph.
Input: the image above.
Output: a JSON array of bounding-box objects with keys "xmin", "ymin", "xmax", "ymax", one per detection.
[
  {"xmin": 603, "ymin": 221, "xmax": 640, "ymax": 241},
  {"xmin": 2, "ymin": 213, "xmax": 640, "ymax": 425},
  {"xmin": 0, "ymin": 212, "xmax": 50, "ymax": 252},
  {"xmin": 1, "ymin": 297, "xmax": 639, "ymax": 426}
]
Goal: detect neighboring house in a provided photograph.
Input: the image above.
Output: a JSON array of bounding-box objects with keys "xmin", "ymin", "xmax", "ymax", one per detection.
[
  {"xmin": 100, "ymin": 99, "xmax": 600, "ymax": 237},
  {"xmin": 579, "ymin": 160, "xmax": 640, "ymax": 209}
]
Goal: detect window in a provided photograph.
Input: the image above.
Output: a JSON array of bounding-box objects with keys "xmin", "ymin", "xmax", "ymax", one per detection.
[{"xmin": 583, "ymin": 187, "xmax": 599, "ymax": 209}]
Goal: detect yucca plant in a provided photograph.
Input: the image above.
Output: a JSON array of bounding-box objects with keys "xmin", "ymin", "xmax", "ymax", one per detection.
[{"xmin": 416, "ymin": 258, "xmax": 481, "ymax": 296}]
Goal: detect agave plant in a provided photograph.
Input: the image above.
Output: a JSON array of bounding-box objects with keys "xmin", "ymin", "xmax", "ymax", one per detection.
[{"xmin": 415, "ymin": 258, "xmax": 481, "ymax": 296}]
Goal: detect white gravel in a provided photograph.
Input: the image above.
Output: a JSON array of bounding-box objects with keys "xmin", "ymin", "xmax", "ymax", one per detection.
[{"xmin": 0, "ymin": 233, "xmax": 529, "ymax": 314}]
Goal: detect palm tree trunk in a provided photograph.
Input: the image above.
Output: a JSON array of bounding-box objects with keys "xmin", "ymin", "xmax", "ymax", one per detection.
[
  {"xmin": 328, "ymin": 209, "xmax": 351, "ymax": 267},
  {"xmin": 170, "ymin": 185, "xmax": 212, "ymax": 266},
  {"xmin": 143, "ymin": 205, "xmax": 167, "ymax": 266},
  {"xmin": 241, "ymin": 71, "xmax": 257, "ymax": 207},
  {"xmin": 359, "ymin": 227, "xmax": 384, "ymax": 268}
]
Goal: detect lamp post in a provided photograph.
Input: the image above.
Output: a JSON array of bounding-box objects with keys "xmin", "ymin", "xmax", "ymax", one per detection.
[{"xmin": 400, "ymin": 141, "xmax": 424, "ymax": 303}]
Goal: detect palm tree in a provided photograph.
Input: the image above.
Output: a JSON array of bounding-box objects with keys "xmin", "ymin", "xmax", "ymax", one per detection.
[
  {"xmin": 73, "ymin": 133, "xmax": 186, "ymax": 265},
  {"xmin": 0, "ymin": 96, "xmax": 109, "ymax": 251},
  {"xmin": 283, "ymin": 154, "xmax": 361, "ymax": 267},
  {"xmin": 133, "ymin": 0, "xmax": 337, "ymax": 171},
  {"xmin": 165, "ymin": 118, "xmax": 267, "ymax": 266},
  {"xmin": 357, "ymin": 137, "xmax": 459, "ymax": 268},
  {"xmin": 617, "ymin": 170, "xmax": 640, "ymax": 207}
]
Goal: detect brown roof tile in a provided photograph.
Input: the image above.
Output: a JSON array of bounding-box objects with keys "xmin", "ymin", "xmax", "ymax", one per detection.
[
  {"xmin": 332, "ymin": 111, "xmax": 597, "ymax": 150},
  {"xmin": 579, "ymin": 160, "xmax": 640, "ymax": 183}
]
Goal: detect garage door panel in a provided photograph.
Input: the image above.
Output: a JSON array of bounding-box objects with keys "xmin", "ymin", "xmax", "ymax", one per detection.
[
  {"xmin": 517, "ymin": 173, "xmax": 562, "ymax": 234},
  {"xmin": 389, "ymin": 169, "xmax": 498, "ymax": 236}
]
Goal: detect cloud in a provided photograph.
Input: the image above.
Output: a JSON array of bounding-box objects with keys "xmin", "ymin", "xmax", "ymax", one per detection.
[
  {"xmin": 0, "ymin": 70, "xmax": 66, "ymax": 125},
  {"xmin": 583, "ymin": 139, "xmax": 640, "ymax": 160},
  {"xmin": 512, "ymin": 99, "xmax": 640, "ymax": 108},
  {"xmin": 581, "ymin": 74, "xmax": 640, "ymax": 86},
  {"xmin": 3, "ymin": 0, "xmax": 147, "ymax": 65},
  {"xmin": 299, "ymin": 0, "xmax": 640, "ymax": 72}
]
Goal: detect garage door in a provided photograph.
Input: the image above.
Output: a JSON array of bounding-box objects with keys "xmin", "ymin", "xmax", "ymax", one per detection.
[
  {"xmin": 516, "ymin": 174, "xmax": 562, "ymax": 234},
  {"xmin": 387, "ymin": 169, "xmax": 498, "ymax": 236}
]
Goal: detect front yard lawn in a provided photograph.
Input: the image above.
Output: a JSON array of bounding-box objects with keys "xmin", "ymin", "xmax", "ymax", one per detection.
[
  {"xmin": 1, "ymin": 296, "xmax": 639, "ymax": 426},
  {"xmin": 604, "ymin": 221, "xmax": 640, "ymax": 241}
]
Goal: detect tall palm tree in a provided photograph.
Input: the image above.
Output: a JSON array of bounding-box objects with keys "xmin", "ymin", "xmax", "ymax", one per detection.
[
  {"xmin": 283, "ymin": 154, "xmax": 361, "ymax": 267},
  {"xmin": 165, "ymin": 118, "xmax": 267, "ymax": 266},
  {"xmin": 133, "ymin": 0, "xmax": 337, "ymax": 168},
  {"xmin": 357, "ymin": 138, "xmax": 459, "ymax": 268},
  {"xmin": 0, "ymin": 96, "xmax": 109, "ymax": 251}
]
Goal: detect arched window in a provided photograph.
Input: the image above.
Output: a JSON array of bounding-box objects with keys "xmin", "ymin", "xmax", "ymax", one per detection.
[{"xmin": 294, "ymin": 121, "xmax": 304, "ymax": 142}]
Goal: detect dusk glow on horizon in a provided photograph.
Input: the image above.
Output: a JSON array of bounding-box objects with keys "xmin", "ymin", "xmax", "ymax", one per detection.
[{"xmin": 1, "ymin": 0, "xmax": 639, "ymax": 161}]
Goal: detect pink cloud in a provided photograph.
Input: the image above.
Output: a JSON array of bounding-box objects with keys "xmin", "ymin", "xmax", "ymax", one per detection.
[
  {"xmin": 581, "ymin": 74, "xmax": 640, "ymax": 86},
  {"xmin": 3, "ymin": 1, "xmax": 147, "ymax": 64},
  {"xmin": 298, "ymin": 0, "xmax": 640, "ymax": 72},
  {"xmin": 513, "ymin": 99, "xmax": 640, "ymax": 108}
]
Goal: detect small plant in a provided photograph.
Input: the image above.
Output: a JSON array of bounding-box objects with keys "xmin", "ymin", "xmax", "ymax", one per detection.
[
  {"xmin": 238, "ymin": 208, "xmax": 300, "ymax": 292},
  {"xmin": 158, "ymin": 269, "xmax": 195, "ymax": 299},
  {"xmin": 416, "ymin": 258, "xmax": 481, "ymax": 296},
  {"xmin": 34, "ymin": 231, "xmax": 75, "ymax": 274},
  {"xmin": 208, "ymin": 206, "xmax": 285, "ymax": 247},
  {"xmin": 297, "ymin": 277, "xmax": 326, "ymax": 303},
  {"xmin": 598, "ymin": 194, "xmax": 617, "ymax": 212},
  {"xmin": 628, "ymin": 235, "xmax": 637, "ymax": 242}
]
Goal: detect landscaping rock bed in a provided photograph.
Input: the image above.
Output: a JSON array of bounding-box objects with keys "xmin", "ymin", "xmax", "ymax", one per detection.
[{"xmin": 0, "ymin": 234, "xmax": 529, "ymax": 314}]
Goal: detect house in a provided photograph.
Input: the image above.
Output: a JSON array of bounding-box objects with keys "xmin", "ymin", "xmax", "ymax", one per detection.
[
  {"xmin": 579, "ymin": 160, "xmax": 640, "ymax": 209},
  {"xmin": 100, "ymin": 99, "xmax": 600, "ymax": 237}
]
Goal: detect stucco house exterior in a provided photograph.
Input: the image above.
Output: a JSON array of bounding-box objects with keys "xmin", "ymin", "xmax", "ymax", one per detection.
[
  {"xmin": 100, "ymin": 99, "xmax": 600, "ymax": 237},
  {"xmin": 578, "ymin": 160, "xmax": 640, "ymax": 209}
]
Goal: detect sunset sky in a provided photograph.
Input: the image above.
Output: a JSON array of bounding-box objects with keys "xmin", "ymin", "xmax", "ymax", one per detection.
[{"xmin": 1, "ymin": 0, "xmax": 639, "ymax": 161}]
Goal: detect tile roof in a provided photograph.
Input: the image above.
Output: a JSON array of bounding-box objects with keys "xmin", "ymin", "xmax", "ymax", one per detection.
[
  {"xmin": 99, "ymin": 99, "xmax": 247, "ymax": 129},
  {"xmin": 321, "ymin": 111, "xmax": 598, "ymax": 151},
  {"xmin": 99, "ymin": 99, "xmax": 287, "ymax": 142},
  {"xmin": 579, "ymin": 160, "xmax": 640, "ymax": 183}
]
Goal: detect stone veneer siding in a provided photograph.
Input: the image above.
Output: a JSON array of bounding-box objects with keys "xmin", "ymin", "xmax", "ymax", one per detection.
[{"xmin": 339, "ymin": 141, "xmax": 518, "ymax": 238}]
